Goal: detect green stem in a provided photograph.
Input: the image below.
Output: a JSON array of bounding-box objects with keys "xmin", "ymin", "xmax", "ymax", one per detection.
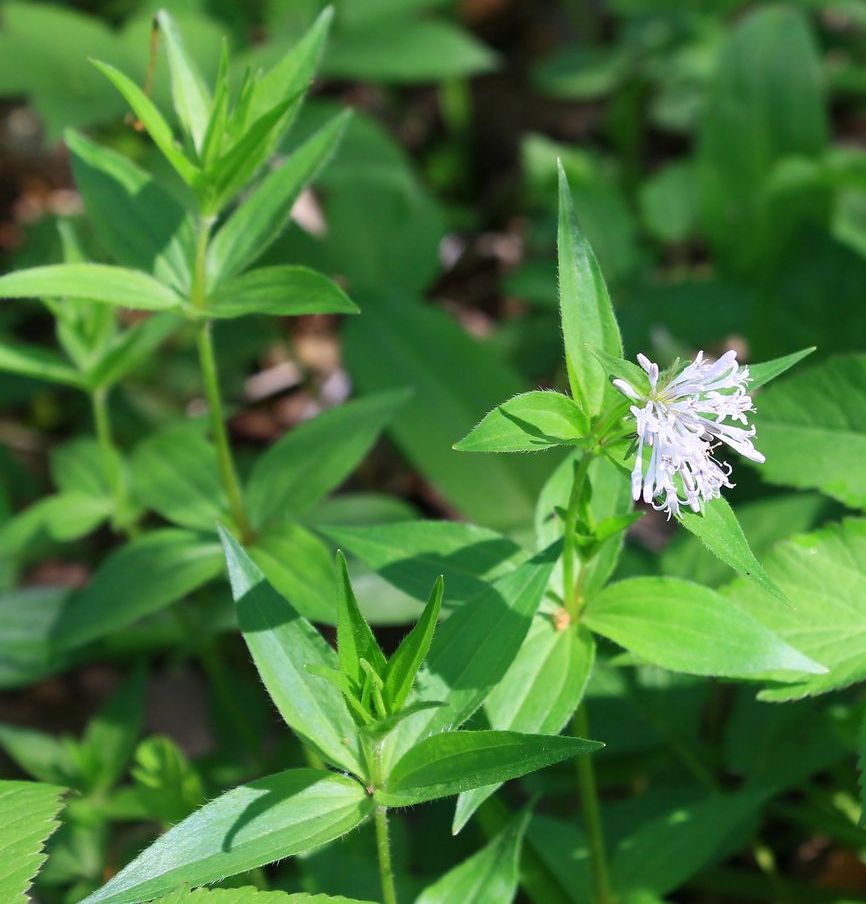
[
  {"xmin": 572, "ymin": 706, "xmax": 614, "ymax": 904},
  {"xmin": 189, "ymin": 216, "xmax": 252, "ymax": 541},
  {"xmin": 374, "ymin": 805, "xmax": 397, "ymax": 904},
  {"xmin": 91, "ymin": 387, "xmax": 136, "ymax": 536},
  {"xmin": 562, "ymin": 453, "xmax": 592, "ymax": 617}
]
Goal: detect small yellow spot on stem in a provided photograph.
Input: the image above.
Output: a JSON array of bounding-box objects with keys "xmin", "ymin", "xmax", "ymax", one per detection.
[{"xmin": 552, "ymin": 607, "xmax": 572, "ymax": 631}]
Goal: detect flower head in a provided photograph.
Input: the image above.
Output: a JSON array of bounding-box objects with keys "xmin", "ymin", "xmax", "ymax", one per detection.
[{"xmin": 612, "ymin": 350, "xmax": 764, "ymax": 518}]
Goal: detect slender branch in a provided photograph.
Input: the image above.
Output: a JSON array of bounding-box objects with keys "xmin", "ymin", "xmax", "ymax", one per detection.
[
  {"xmin": 562, "ymin": 453, "xmax": 592, "ymax": 617},
  {"xmin": 374, "ymin": 805, "xmax": 398, "ymax": 904},
  {"xmin": 189, "ymin": 216, "xmax": 252, "ymax": 541},
  {"xmin": 572, "ymin": 705, "xmax": 614, "ymax": 904}
]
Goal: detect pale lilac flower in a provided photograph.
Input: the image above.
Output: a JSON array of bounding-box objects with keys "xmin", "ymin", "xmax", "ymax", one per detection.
[{"xmin": 612, "ymin": 350, "xmax": 764, "ymax": 518}]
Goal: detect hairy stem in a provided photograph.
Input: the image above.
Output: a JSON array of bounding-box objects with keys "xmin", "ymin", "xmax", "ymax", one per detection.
[
  {"xmin": 562, "ymin": 452, "xmax": 593, "ymax": 617},
  {"xmin": 190, "ymin": 216, "xmax": 252, "ymax": 541},
  {"xmin": 573, "ymin": 705, "xmax": 614, "ymax": 904},
  {"xmin": 374, "ymin": 805, "xmax": 398, "ymax": 904}
]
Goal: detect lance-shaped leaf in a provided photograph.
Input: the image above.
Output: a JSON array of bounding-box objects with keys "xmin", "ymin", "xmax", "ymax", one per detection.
[
  {"xmin": 676, "ymin": 496, "xmax": 787, "ymax": 602},
  {"xmin": 336, "ymin": 551, "xmax": 386, "ymax": 686},
  {"xmin": 0, "ymin": 779, "xmax": 66, "ymax": 903},
  {"xmin": 455, "ymin": 391, "xmax": 588, "ymax": 453},
  {"xmin": 131, "ymin": 424, "xmax": 227, "ymax": 531},
  {"xmin": 245, "ymin": 390, "xmax": 407, "ymax": 530},
  {"xmin": 66, "ymin": 128, "xmax": 193, "ymax": 291},
  {"xmin": 382, "ymin": 544, "xmax": 558, "ymax": 771},
  {"xmin": 0, "ymin": 340, "xmax": 82, "ymax": 387},
  {"xmin": 584, "ymin": 577, "xmax": 825, "ymax": 679},
  {"xmin": 151, "ymin": 888, "xmax": 375, "ymax": 903},
  {"xmin": 209, "ymin": 112, "xmax": 351, "ymax": 282},
  {"xmin": 384, "ymin": 575, "xmax": 443, "ymax": 711},
  {"xmin": 91, "ymin": 60, "xmax": 199, "ymax": 185},
  {"xmin": 557, "ymin": 162, "xmax": 623, "ymax": 417},
  {"xmin": 157, "ymin": 10, "xmax": 212, "ymax": 152},
  {"xmin": 418, "ymin": 809, "xmax": 531, "ymax": 904},
  {"xmin": 749, "ymin": 347, "xmax": 815, "ymax": 390},
  {"xmin": 87, "ymin": 312, "xmax": 181, "ymax": 390},
  {"xmin": 79, "ymin": 769, "xmax": 373, "ymax": 904},
  {"xmin": 220, "ymin": 529, "xmax": 363, "ymax": 775},
  {"xmin": 378, "ymin": 730, "xmax": 600, "ymax": 807},
  {"xmin": 0, "ymin": 264, "xmax": 182, "ymax": 311},
  {"xmin": 0, "ymin": 723, "xmax": 78, "ymax": 786},
  {"xmin": 583, "ymin": 345, "xmax": 650, "ymax": 395},
  {"xmin": 453, "ymin": 620, "xmax": 595, "ymax": 834},
  {"xmin": 210, "ymin": 266, "xmax": 358, "ymax": 319},
  {"xmin": 53, "ymin": 529, "xmax": 224, "ymax": 649}
]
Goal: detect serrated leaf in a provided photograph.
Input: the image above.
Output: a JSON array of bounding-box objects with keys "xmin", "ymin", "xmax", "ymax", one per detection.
[
  {"xmin": 210, "ymin": 266, "xmax": 357, "ymax": 319},
  {"xmin": 91, "ymin": 60, "xmax": 199, "ymax": 185},
  {"xmin": 219, "ymin": 528, "xmax": 363, "ymax": 774},
  {"xmin": 585, "ymin": 577, "xmax": 824, "ymax": 679},
  {"xmin": 752, "ymin": 353, "xmax": 866, "ymax": 508},
  {"xmin": 418, "ymin": 808, "xmax": 531, "ymax": 904},
  {"xmin": 384, "ymin": 575, "xmax": 443, "ymax": 711},
  {"xmin": 676, "ymin": 496, "xmax": 787, "ymax": 602},
  {"xmin": 724, "ymin": 518, "xmax": 866, "ymax": 701},
  {"xmin": 209, "ymin": 113, "xmax": 350, "ymax": 283},
  {"xmin": 379, "ymin": 730, "xmax": 600, "ymax": 807},
  {"xmin": 245, "ymin": 390, "xmax": 406, "ymax": 531},
  {"xmin": 0, "ymin": 264, "xmax": 182, "ymax": 311},
  {"xmin": 0, "ymin": 779, "xmax": 65, "ymax": 903},
  {"xmin": 455, "ymin": 391, "xmax": 588, "ymax": 453},
  {"xmin": 79, "ymin": 769, "xmax": 372, "ymax": 904},
  {"xmin": 557, "ymin": 162, "xmax": 623, "ymax": 417}
]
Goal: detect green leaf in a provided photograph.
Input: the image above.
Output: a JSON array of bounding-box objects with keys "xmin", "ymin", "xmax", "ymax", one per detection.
[
  {"xmin": 662, "ymin": 492, "xmax": 830, "ymax": 588},
  {"xmin": 51, "ymin": 437, "xmax": 109, "ymax": 497},
  {"xmin": 210, "ymin": 266, "xmax": 358, "ymax": 318},
  {"xmin": 41, "ymin": 491, "xmax": 112, "ymax": 541},
  {"xmin": 79, "ymin": 769, "xmax": 373, "ymax": 904},
  {"xmin": 66, "ymin": 129, "xmax": 193, "ymax": 290},
  {"xmin": 585, "ymin": 577, "xmax": 824, "ymax": 679},
  {"xmin": 0, "ymin": 264, "xmax": 182, "ymax": 311},
  {"xmin": 378, "ymin": 730, "xmax": 600, "ymax": 807},
  {"xmin": 724, "ymin": 518, "xmax": 866, "ymax": 701},
  {"xmin": 384, "ymin": 576, "xmax": 443, "ymax": 711},
  {"xmin": 131, "ymin": 424, "xmax": 227, "ymax": 530},
  {"xmin": 344, "ymin": 296, "xmax": 549, "ymax": 530},
  {"xmin": 245, "ymin": 391, "xmax": 406, "ymax": 530},
  {"xmin": 250, "ymin": 524, "xmax": 339, "ymax": 623},
  {"xmin": 752, "ymin": 353, "xmax": 866, "ymax": 508},
  {"xmin": 90, "ymin": 60, "xmax": 199, "ymax": 185},
  {"xmin": 80, "ymin": 665, "xmax": 146, "ymax": 794},
  {"xmin": 382, "ymin": 545, "xmax": 558, "ymax": 771},
  {"xmin": 455, "ymin": 391, "xmax": 588, "ymax": 453},
  {"xmin": 336, "ymin": 551, "xmax": 386, "ymax": 687},
  {"xmin": 324, "ymin": 19, "xmax": 496, "ymax": 82},
  {"xmin": 676, "ymin": 497, "xmax": 787, "ymax": 602},
  {"xmin": 209, "ymin": 113, "xmax": 350, "ymax": 283},
  {"xmin": 54, "ymin": 529, "xmax": 223, "ymax": 649},
  {"xmin": 150, "ymin": 888, "xmax": 374, "ymax": 903},
  {"xmin": 219, "ymin": 529, "xmax": 363, "ymax": 774},
  {"xmin": 0, "ymin": 340, "xmax": 82, "ymax": 387},
  {"xmin": 88, "ymin": 312, "xmax": 181, "ymax": 390},
  {"xmin": 321, "ymin": 520, "xmax": 522, "ymax": 609},
  {"xmin": 418, "ymin": 809, "xmax": 531, "ymax": 904},
  {"xmin": 156, "ymin": 10, "xmax": 212, "ymax": 152},
  {"xmin": 611, "ymin": 792, "xmax": 763, "ymax": 897},
  {"xmin": 557, "ymin": 162, "xmax": 623, "ymax": 417},
  {"xmin": 748, "ymin": 347, "xmax": 815, "ymax": 390},
  {"xmin": 0, "ymin": 723, "xmax": 78, "ymax": 786},
  {"xmin": 453, "ymin": 621, "xmax": 595, "ymax": 834},
  {"xmin": 0, "ymin": 780, "xmax": 66, "ymax": 903},
  {"xmin": 0, "ymin": 588, "xmax": 73, "ymax": 690},
  {"xmin": 583, "ymin": 345, "xmax": 650, "ymax": 396}
]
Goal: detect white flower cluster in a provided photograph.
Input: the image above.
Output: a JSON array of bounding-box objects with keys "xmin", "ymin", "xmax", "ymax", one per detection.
[{"xmin": 612, "ymin": 350, "xmax": 764, "ymax": 518}]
